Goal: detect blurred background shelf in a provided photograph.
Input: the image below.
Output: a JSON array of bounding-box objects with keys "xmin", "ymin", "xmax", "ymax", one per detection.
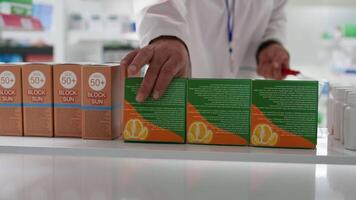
[
  {"xmin": 0, "ymin": 46, "xmax": 53, "ymax": 62},
  {"xmin": 0, "ymin": 46, "xmax": 52, "ymax": 54},
  {"xmin": 1, "ymin": 30, "xmax": 53, "ymax": 42},
  {"xmin": 0, "ymin": 0, "xmax": 142, "ymax": 63},
  {"xmin": 68, "ymin": 31, "xmax": 138, "ymax": 44},
  {"xmin": 321, "ymin": 38, "xmax": 356, "ymax": 47}
]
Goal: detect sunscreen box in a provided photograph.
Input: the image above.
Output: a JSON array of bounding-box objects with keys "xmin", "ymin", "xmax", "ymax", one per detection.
[
  {"xmin": 0, "ymin": 64, "xmax": 23, "ymax": 136},
  {"xmin": 81, "ymin": 64, "xmax": 125, "ymax": 140},
  {"xmin": 53, "ymin": 64, "xmax": 82, "ymax": 137},
  {"xmin": 22, "ymin": 63, "xmax": 53, "ymax": 137}
]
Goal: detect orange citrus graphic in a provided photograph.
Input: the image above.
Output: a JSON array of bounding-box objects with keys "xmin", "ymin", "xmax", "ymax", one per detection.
[
  {"xmin": 124, "ymin": 118, "xmax": 148, "ymax": 140},
  {"xmin": 251, "ymin": 124, "xmax": 278, "ymax": 146},
  {"xmin": 188, "ymin": 121, "xmax": 213, "ymax": 144}
]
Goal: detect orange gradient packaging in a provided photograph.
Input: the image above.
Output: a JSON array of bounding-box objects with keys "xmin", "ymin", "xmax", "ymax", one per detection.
[
  {"xmin": 81, "ymin": 64, "xmax": 125, "ymax": 140},
  {"xmin": 251, "ymin": 80, "xmax": 318, "ymax": 148},
  {"xmin": 53, "ymin": 64, "xmax": 82, "ymax": 137},
  {"xmin": 22, "ymin": 63, "xmax": 53, "ymax": 137},
  {"xmin": 0, "ymin": 64, "xmax": 23, "ymax": 136}
]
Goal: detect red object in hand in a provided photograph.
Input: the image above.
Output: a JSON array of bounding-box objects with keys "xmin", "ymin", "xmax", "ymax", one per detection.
[{"xmin": 281, "ymin": 68, "xmax": 300, "ymax": 76}]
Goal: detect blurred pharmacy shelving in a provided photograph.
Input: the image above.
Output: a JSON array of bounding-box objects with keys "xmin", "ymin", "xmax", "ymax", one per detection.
[
  {"xmin": 0, "ymin": 0, "xmax": 56, "ymax": 62},
  {"xmin": 286, "ymin": 0, "xmax": 356, "ymax": 130},
  {"xmin": 0, "ymin": 0, "xmax": 143, "ymax": 63},
  {"xmin": 60, "ymin": 0, "xmax": 140, "ymax": 63},
  {"xmin": 2, "ymin": 0, "xmax": 356, "ymax": 65}
]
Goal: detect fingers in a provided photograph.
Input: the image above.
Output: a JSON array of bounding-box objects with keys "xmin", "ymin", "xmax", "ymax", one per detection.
[
  {"xmin": 281, "ymin": 57, "xmax": 290, "ymax": 79},
  {"xmin": 258, "ymin": 61, "xmax": 274, "ymax": 79},
  {"xmin": 265, "ymin": 63, "xmax": 274, "ymax": 79},
  {"xmin": 135, "ymin": 65, "xmax": 160, "ymax": 102},
  {"xmin": 257, "ymin": 45, "xmax": 289, "ymax": 80},
  {"xmin": 121, "ymin": 50, "xmax": 139, "ymax": 69},
  {"xmin": 272, "ymin": 61, "xmax": 282, "ymax": 80},
  {"xmin": 127, "ymin": 37, "xmax": 190, "ymax": 102},
  {"xmin": 272, "ymin": 52, "xmax": 289, "ymax": 80},
  {"xmin": 127, "ymin": 46, "xmax": 154, "ymax": 76},
  {"xmin": 135, "ymin": 55, "xmax": 168, "ymax": 102},
  {"xmin": 152, "ymin": 58, "xmax": 181, "ymax": 100},
  {"xmin": 257, "ymin": 52, "xmax": 273, "ymax": 78}
]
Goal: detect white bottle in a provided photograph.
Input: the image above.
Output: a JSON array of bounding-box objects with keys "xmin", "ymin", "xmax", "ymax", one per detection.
[
  {"xmin": 341, "ymin": 89, "xmax": 356, "ymax": 144},
  {"xmin": 327, "ymin": 86, "xmax": 336, "ymax": 134},
  {"xmin": 333, "ymin": 87, "xmax": 354, "ymax": 140},
  {"xmin": 327, "ymin": 84, "xmax": 353, "ymax": 135},
  {"xmin": 327, "ymin": 85, "xmax": 340, "ymax": 134},
  {"xmin": 343, "ymin": 92, "xmax": 356, "ymax": 151}
]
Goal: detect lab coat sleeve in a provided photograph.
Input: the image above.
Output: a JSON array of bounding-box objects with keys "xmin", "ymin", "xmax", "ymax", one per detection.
[
  {"xmin": 262, "ymin": 0, "xmax": 287, "ymax": 45},
  {"xmin": 137, "ymin": 0, "xmax": 190, "ymax": 48}
]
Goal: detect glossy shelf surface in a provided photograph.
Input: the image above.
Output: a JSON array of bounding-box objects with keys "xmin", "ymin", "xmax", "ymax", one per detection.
[
  {"xmin": 0, "ymin": 129, "xmax": 355, "ymax": 165},
  {"xmin": 0, "ymin": 154, "xmax": 355, "ymax": 200}
]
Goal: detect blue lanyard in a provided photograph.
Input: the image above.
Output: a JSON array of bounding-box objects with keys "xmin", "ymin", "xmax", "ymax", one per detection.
[{"xmin": 225, "ymin": 0, "xmax": 235, "ymax": 53}]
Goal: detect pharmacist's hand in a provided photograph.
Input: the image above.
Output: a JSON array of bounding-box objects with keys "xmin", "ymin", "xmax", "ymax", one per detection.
[
  {"xmin": 257, "ymin": 43, "xmax": 290, "ymax": 80},
  {"xmin": 121, "ymin": 36, "xmax": 190, "ymax": 102}
]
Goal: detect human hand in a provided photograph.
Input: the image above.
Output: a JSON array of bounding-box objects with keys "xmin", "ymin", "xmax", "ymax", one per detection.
[
  {"xmin": 120, "ymin": 36, "xmax": 190, "ymax": 102},
  {"xmin": 257, "ymin": 43, "xmax": 290, "ymax": 80}
]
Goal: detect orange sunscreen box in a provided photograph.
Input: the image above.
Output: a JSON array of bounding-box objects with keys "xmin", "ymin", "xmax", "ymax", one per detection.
[
  {"xmin": 22, "ymin": 63, "xmax": 53, "ymax": 137},
  {"xmin": 123, "ymin": 78, "xmax": 186, "ymax": 143},
  {"xmin": 186, "ymin": 79, "xmax": 251, "ymax": 145},
  {"xmin": 251, "ymin": 80, "xmax": 318, "ymax": 148},
  {"xmin": 81, "ymin": 64, "xmax": 125, "ymax": 140},
  {"xmin": 0, "ymin": 64, "xmax": 23, "ymax": 136},
  {"xmin": 53, "ymin": 64, "xmax": 82, "ymax": 137}
]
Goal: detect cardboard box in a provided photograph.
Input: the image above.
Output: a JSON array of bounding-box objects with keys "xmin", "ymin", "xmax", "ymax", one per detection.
[
  {"xmin": 22, "ymin": 63, "xmax": 53, "ymax": 137},
  {"xmin": 53, "ymin": 64, "xmax": 81, "ymax": 137},
  {"xmin": 0, "ymin": 64, "xmax": 23, "ymax": 136},
  {"xmin": 81, "ymin": 64, "xmax": 125, "ymax": 140},
  {"xmin": 123, "ymin": 78, "xmax": 186, "ymax": 143},
  {"xmin": 187, "ymin": 79, "xmax": 251, "ymax": 145},
  {"xmin": 251, "ymin": 80, "xmax": 318, "ymax": 148}
]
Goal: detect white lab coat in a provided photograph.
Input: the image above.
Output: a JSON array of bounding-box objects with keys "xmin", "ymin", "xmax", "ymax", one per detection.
[{"xmin": 137, "ymin": 0, "xmax": 287, "ymax": 78}]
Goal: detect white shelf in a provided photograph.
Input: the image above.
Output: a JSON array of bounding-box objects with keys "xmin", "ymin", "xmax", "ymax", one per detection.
[
  {"xmin": 68, "ymin": 30, "xmax": 138, "ymax": 45},
  {"xmin": 1, "ymin": 128, "xmax": 356, "ymax": 165},
  {"xmin": 321, "ymin": 38, "xmax": 356, "ymax": 47},
  {"xmin": 0, "ymin": 30, "xmax": 53, "ymax": 43}
]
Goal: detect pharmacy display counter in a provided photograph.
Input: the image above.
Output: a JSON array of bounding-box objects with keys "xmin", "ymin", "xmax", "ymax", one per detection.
[
  {"xmin": 1, "ymin": 128, "xmax": 356, "ymax": 200},
  {"xmin": 0, "ymin": 129, "xmax": 355, "ymax": 165}
]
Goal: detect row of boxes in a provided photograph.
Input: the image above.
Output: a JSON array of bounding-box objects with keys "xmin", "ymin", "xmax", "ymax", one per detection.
[
  {"xmin": 327, "ymin": 84, "xmax": 356, "ymax": 150},
  {"xmin": 0, "ymin": 63, "xmax": 319, "ymax": 148},
  {"xmin": 0, "ymin": 63, "xmax": 125, "ymax": 140},
  {"xmin": 124, "ymin": 78, "xmax": 319, "ymax": 148}
]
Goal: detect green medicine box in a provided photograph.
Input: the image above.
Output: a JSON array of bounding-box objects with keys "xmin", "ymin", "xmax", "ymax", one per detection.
[
  {"xmin": 123, "ymin": 77, "xmax": 318, "ymax": 148},
  {"xmin": 251, "ymin": 80, "xmax": 318, "ymax": 148},
  {"xmin": 187, "ymin": 79, "xmax": 251, "ymax": 145},
  {"xmin": 123, "ymin": 77, "xmax": 186, "ymax": 143}
]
